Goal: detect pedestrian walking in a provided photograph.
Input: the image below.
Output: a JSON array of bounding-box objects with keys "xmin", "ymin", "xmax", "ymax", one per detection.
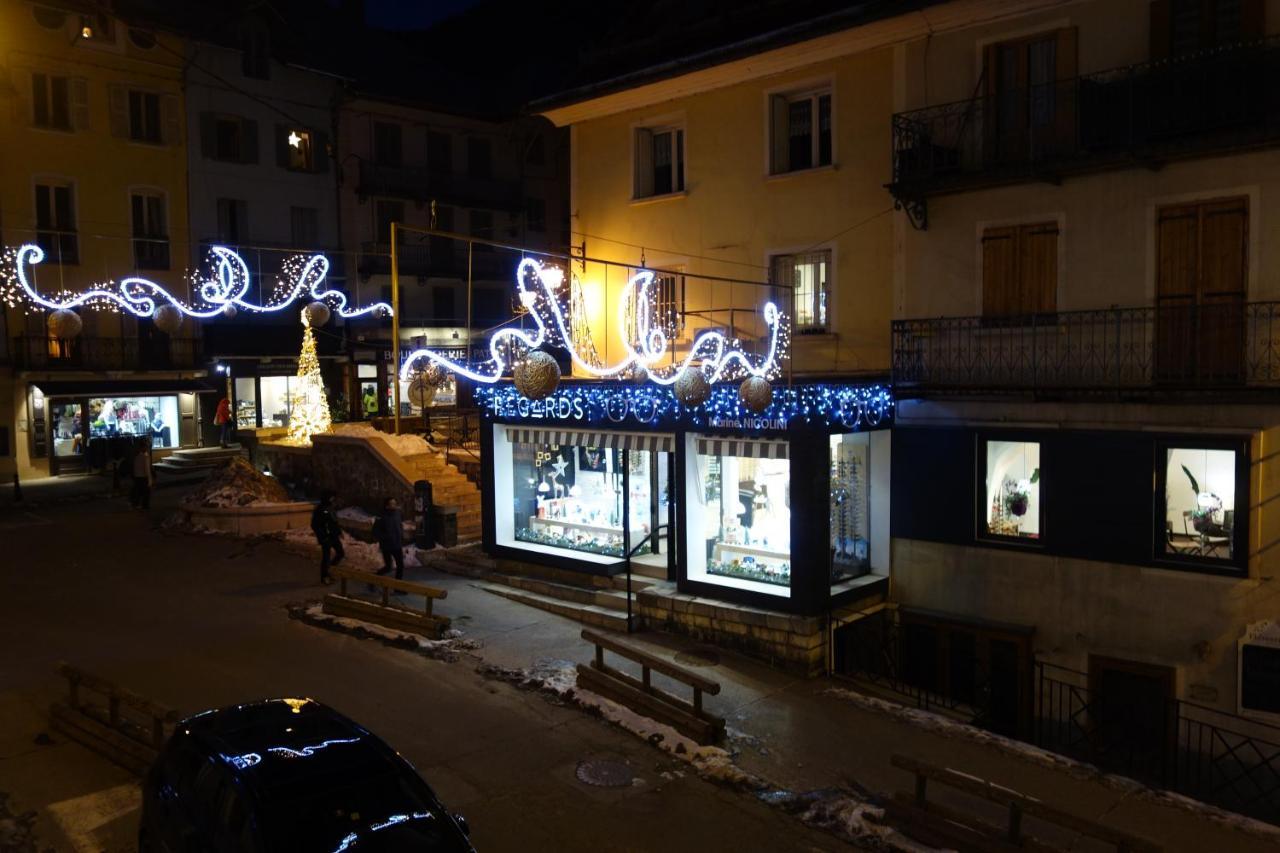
[
  {"xmin": 214, "ymin": 396, "xmax": 233, "ymax": 448},
  {"xmin": 373, "ymin": 497, "xmax": 406, "ymax": 590},
  {"xmin": 311, "ymin": 490, "xmax": 344, "ymax": 585},
  {"xmin": 130, "ymin": 437, "xmax": 153, "ymax": 510}
]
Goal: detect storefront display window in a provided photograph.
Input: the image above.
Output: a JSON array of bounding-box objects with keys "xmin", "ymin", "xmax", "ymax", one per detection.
[
  {"xmin": 234, "ymin": 377, "xmax": 257, "ymax": 428},
  {"xmin": 830, "ymin": 432, "xmax": 870, "ymax": 580},
  {"xmin": 87, "ymin": 396, "xmax": 179, "ymax": 448},
  {"xmin": 983, "ymin": 439, "xmax": 1041, "ymax": 540},
  {"xmin": 687, "ymin": 435, "xmax": 791, "ymax": 597},
  {"xmin": 259, "ymin": 376, "xmax": 294, "ymax": 428},
  {"xmin": 51, "ymin": 402, "xmax": 82, "ymax": 458},
  {"xmin": 1164, "ymin": 447, "xmax": 1237, "ymax": 562}
]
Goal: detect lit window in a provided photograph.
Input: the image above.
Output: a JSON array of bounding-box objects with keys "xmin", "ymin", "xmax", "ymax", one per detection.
[
  {"xmin": 771, "ymin": 250, "xmax": 829, "ymax": 332},
  {"xmin": 830, "ymin": 432, "xmax": 871, "ymax": 581},
  {"xmin": 1162, "ymin": 446, "xmax": 1238, "ymax": 564},
  {"xmin": 982, "ymin": 439, "xmax": 1041, "ymax": 540},
  {"xmin": 634, "ymin": 125, "xmax": 685, "ymax": 198},
  {"xmin": 286, "ymin": 129, "xmax": 313, "ymax": 170},
  {"xmin": 770, "ymin": 88, "xmax": 831, "ymax": 174}
]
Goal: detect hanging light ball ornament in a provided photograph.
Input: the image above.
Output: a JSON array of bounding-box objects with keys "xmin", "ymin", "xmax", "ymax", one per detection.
[
  {"xmin": 221, "ymin": 303, "xmax": 238, "ymax": 320},
  {"xmin": 423, "ymin": 362, "xmax": 446, "ymax": 387},
  {"xmin": 47, "ymin": 309, "xmax": 83, "ymax": 340},
  {"xmin": 513, "ymin": 351, "xmax": 561, "ymax": 399},
  {"xmin": 304, "ymin": 300, "xmax": 331, "ymax": 329},
  {"xmin": 673, "ymin": 369, "xmax": 711, "ymax": 407},
  {"xmin": 154, "ymin": 304, "xmax": 184, "ymax": 335},
  {"xmin": 739, "ymin": 376, "xmax": 773, "ymax": 413}
]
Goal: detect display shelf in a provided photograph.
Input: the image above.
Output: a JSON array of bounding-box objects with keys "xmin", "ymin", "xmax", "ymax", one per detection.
[{"xmin": 713, "ymin": 542, "xmax": 790, "ymax": 563}]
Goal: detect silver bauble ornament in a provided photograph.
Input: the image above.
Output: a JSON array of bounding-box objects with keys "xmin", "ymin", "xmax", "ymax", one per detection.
[
  {"xmin": 304, "ymin": 301, "xmax": 331, "ymax": 328},
  {"xmin": 408, "ymin": 375, "xmax": 437, "ymax": 408},
  {"xmin": 221, "ymin": 303, "xmax": 237, "ymax": 319},
  {"xmin": 673, "ymin": 369, "xmax": 711, "ymax": 407},
  {"xmin": 154, "ymin": 304, "xmax": 184, "ymax": 335},
  {"xmin": 513, "ymin": 351, "xmax": 561, "ymax": 399},
  {"xmin": 738, "ymin": 376, "xmax": 773, "ymax": 413},
  {"xmin": 47, "ymin": 309, "xmax": 82, "ymax": 340}
]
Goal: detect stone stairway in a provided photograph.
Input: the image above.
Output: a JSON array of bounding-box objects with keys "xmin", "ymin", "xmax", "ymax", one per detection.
[
  {"xmin": 403, "ymin": 450, "xmax": 481, "ymax": 544},
  {"xmin": 153, "ymin": 444, "xmax": 244, "ymax": 476}
]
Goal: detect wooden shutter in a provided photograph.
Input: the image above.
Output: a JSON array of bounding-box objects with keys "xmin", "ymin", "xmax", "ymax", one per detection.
[
  {"xmin": 633, "ymin": 128, "xmax": 653, "ymax": 198},
  {"xmin": 982, "ymin": 226, "xmax": 1019, "ymax": 317},
  {"xmin": 313, "ymin": 130, "xmax": 330, "ymax": 173},
  {"xmin": 770, "ymin": 94, "xmax": 789, "ymax": 173},
  {"xmin": 107, "ymin": 84, "xmax": 128, "ymax": 137},
  {"xmin": 161, "ymin": 95, "xmax": 180, "ymax": 145},
  {"xmin": 1019, "ymin": 224, "xmax": 1059, "ymax": 314},
  {"xmin": 241, "ymin": 119, "xmax": 259, "ymax": 164},
  {"xmin": 1199, "ymin": 198, "xmax": 1247, "ymax": 380},
  {"xmin": 200, "ymin": 112, "xmax": 216, "ymax": 158},
  {"xmin": 1156, "ymin": 205, "xmax": 1200, "ymax": 300},
  {"xmin": 1150, "ymin": 0, "xmax": 1172, "ymax": 60},
  {"xmin": 70, "ymin": 78, "xmax": 89, "ymax": 130}
]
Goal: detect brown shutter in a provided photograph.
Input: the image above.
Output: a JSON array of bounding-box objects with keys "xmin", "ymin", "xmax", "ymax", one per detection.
[
  {"xmin": 1199, "ymin": 199, "xmax": 1248, "ymax": 297},
  {"xmin": 1156, "ymin": 205, "xmax": 1200, "ymax": 299},
  {"xmin": 1240, "ymin": 0, "xmax": 1265, "ymax": 42},
  {"xmin": 1019, "ymin": 223, "xmax": 1059, "ymax": 314},
  {"xmin": 107, "ymin": 84, "xmax": 128, "ymax": 137},
  {"xmin": 982, "ymin": 43, "xmax": 1001, "ymax": 160},
  {"xmin": 1054, "ymin": 27, "xmax": 1079, "ymax": 153},
  {"xmin": 70, "ymin": 78, "xmax": 89, "ymax": 130},
  {"xmin": 1150, "ymin": 0, "xmax": 1172, "ymax": 60},
  {"xmin": 982, "ymin": 226, "xmax": 1019, "ymax": 317}
]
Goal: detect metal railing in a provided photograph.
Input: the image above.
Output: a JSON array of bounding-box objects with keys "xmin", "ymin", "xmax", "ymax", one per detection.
[
  {"xmin": 892, "ymin": 36, "xmax": 1280, "ymax": 196},
  {"xmin": 13, "ymin": 335, "xmax": 202, "ymax": 370},
  {"xmin": 892, "ymin": 301, "xmax": 1280, "ymax": 395}
]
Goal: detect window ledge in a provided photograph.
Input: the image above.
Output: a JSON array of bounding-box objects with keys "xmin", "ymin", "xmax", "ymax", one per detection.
[
  {"xmin": 793, "ymin": 330, "xmax": 838, "ymax": 340},
  {"xmin": 630, "ymin": 190, "xmax": 687, "ymax": 206},
  {"xmin": 766, "ymin": 163, "xmax": 838, "ymax": 182}
]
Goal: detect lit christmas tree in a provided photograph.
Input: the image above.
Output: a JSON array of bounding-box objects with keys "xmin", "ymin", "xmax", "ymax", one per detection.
[{"xmin": 285, "ymin": 309, "xmax": 332, "ymax": 445}]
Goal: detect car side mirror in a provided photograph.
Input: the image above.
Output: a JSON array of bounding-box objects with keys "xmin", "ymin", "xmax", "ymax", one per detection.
[{"xmin": 453, "ymin": 813, "xmax": 470, "ymax": 837}]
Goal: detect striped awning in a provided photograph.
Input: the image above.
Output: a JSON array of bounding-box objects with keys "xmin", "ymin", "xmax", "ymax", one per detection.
[
  {"xmin": 505, "ymin": 427, "xmax": 674, "ymax": 453},
  {"xmin": 695, "ymin": 436, "xmax": 789, "ymax": 459}
]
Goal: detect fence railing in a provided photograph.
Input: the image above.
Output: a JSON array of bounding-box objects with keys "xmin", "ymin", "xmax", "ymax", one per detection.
[
  {"xmin": 892, "ymin": 302, "xmax": 1280, "ymax": 394},
  {"xmin": 13, "ymin": 335, "xmax": 203, "ymax": 370},
  {"xmin": 892, "ymin": 36, "xmax": 1280, "ymax": 196},
  {"xmin": 356, "ymin": 160, "xmax": 523, "ymax": 210}
]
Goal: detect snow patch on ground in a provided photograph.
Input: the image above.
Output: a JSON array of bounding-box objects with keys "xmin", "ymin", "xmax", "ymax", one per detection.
[
  {"xmin": 280, "ymin": 528, "xmax": 422, "ymax": 570},
  {"xmin": 331, "ymin": 423, "xmax": 433, "ymax": 456},
  {"xmin": 289, "ymin": 602, "xmax": 479, "ymax": 662}
]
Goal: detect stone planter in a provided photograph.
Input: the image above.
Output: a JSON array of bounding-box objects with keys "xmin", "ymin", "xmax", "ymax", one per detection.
[{"xmin": 179, "ymin": 500, "xmax": 315, "ymax": 536}]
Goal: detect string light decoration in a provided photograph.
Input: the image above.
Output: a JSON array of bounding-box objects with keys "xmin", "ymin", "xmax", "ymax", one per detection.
[
  {"xmin": 400, "ymin": 258, "xmax": 788, "ymax": 389},
  {"xmin": 284, "ymin": 309, "xmax": 333, "ymax": 446},
  {"xmin": 2, "ymin": 244, "xmax": 392, "ymax": 320},
  {"xmin": 568, "ymin": 273, "xmax": 602, "ymax": 368}
]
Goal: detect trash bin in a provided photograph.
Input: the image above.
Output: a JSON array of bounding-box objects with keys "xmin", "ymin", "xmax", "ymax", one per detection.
[
  {"xmin": 430, "ymin": 505, "xmax": 458, "ymax": 549},
  {"xmin": 413, "ymin": 480, "xmax": 433, "ymax": 549}
]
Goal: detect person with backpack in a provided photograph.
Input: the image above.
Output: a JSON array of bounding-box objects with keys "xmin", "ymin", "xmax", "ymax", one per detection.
[
  {"xmin": 373, "ymin": 497, "xmax": 406, "ymax": 591},
  {"xmin": 311, "ymin": 490, "xmax": 344, "ymax": 585}
]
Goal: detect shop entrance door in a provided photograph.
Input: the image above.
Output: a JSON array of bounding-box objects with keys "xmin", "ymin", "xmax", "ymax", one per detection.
[
  {"xmin": 49, "ymin": 399, "xmax": 87, "ymax": 475},
  {"xmin": 627, "ymin": 449, "xmax": 675, "ymax": 581}
]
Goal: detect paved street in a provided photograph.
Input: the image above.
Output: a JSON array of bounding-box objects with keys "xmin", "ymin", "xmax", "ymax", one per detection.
[{"xmin": 0, "ymin": 483, "xmax": 840, "ymax": 852}]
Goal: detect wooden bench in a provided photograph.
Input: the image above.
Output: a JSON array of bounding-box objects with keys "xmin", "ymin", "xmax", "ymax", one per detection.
[
  {"xmin": 50, "ymin": 662, "xmax": 180, "ymax": 775},
  {"xmin": 322, "ymin": 567, "xmax": 451, "ymax": 639},
  {"xmin": 887, "ymin": 754, "xmax": 1162, "ymax": 853},
  {"xmin": 576, "ymin": 629, "xmax": 725, "ymax": 745}
]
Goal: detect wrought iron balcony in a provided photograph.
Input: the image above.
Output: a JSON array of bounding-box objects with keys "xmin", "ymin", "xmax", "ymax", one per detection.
[
  {"xmin": 13, "ymin": 335, "xmax": 203, "ymax": 371},
  {"xmin": 356, "ymin": 160, "xmax": 522, "ymax": 211},
  {"xmin": 890, "ymin": 38, "xmax": 1280, "ymax": 227},
  {"xmin": 892, "ymin": 302, "xmax": 1280, "ymax": 397}
]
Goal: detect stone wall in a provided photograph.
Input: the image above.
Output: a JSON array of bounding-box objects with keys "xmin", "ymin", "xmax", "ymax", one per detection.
[{"xmin": 309, "ymin": 436, "xmax": 415, "ymax": 513}]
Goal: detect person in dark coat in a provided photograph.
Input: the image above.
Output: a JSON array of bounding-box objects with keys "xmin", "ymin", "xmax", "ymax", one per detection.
[
  {"xmin": 129, "ymin": 437, "xmax": 153, "ymax": 510},
  {"xmin": 311, "ymin": 490, "xmax": 344, "ymax": 584},
  {"xmin": 373, "ymin": 497, "xmax": 406, "ymax": 588}
]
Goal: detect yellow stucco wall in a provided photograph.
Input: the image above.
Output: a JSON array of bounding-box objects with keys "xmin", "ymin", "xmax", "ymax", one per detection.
[{"xmin": 564, "ymin": 47, "xmax": 896, "ymax": 377}]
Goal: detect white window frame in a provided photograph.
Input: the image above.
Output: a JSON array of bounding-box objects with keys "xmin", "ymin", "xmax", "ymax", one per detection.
[
  {"xmin": 631, "ymin": 116, "xmax": 686, "ymax": 201},
  {"xmin": 128, "ymin": 89, "xmax": 162, "ymax": 144},
  {"xmin": 770, "ymin": 249, "xmax": 832, "ymax": 333},
  {"xmin": 129, "ymin": 187, "xmax": 169, "ymax": 270},
  {"xmin": 767, "ymin": 82, "xmax": 834, "ymax": 175},
  {"xmin": 33, "ymin": 176, "xmax": 79, "ymax": 263}
]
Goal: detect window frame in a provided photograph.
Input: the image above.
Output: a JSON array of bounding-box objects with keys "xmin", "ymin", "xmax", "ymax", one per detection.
[
  {"xmin": 979, "ymin": 218, "xmax": 1061, "ymax": 322},
  {"xmin": 374, "ymin": 198, "xmax": 405, "ymax": 245},
  {"xmin": 128, "ymin": 89, "xmax": 162, "ymax": 144},
  {"xmin": 34, "ymin": 180, "xmax": 79, "ymax": 265},
  {"xmin": 1152, "ymin": 435, "xmax": 1249, "ymax": 577},
  {"xmin": 769, "ymin": 249, "xmax": 831, "ymax": 333},
  {"xmin": 768, "ymin": 84, "xmax": 834, "ymax": 175},
  {"xmin": 284, "ymin": 128, "xmax": 314, "ymax": 171},
  {"xmin": 32, "ymin": 72, "xmax": 72, "ymax": 131},
  {"xmin": 130, "ymin": 188, "xmax": 169, "ymax": 270},
  {"xmin": 632, "ymin": 120, "xmax": 686, "ymax": 200},
  {"xmin": 975, "ymin": 432, "xmax": 1046, "ymax": 548}
]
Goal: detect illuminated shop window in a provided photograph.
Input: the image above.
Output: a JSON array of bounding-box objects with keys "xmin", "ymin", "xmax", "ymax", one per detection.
[
  {"xmin": 1163, "ymin": 447, "xmax": 1237, "ymax": 563},
  {"xmin": 86, "ymin": 396, "xmax": 179, "ymax": 448},
  {"xmin": 982, "ymin": 439, "xmax": 1041, "ymax": 540},
  {"xmin": 687, "ymin": 435, "xmax": 791, "ymax": 597},
  {"xmin": 830, "ymin": 432, "xmax": 870, "ymax": 581}
]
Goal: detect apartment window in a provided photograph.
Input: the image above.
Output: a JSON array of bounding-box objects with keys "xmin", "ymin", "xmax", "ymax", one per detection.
[
  {"xmin": 984, "ymin": 29, "xmax": 1077, "ymax": 160},
  {"xmin": 467, "ymin": 138, "xmax": 492, "ymax": 179},
  {"xmin": 34, "ymin": 183, "xmax": 78, "ymax": 264},
  {"xmin": 373, "ymin": 122, "xmax": 402, "ymax": 167},
  {"xmin": 201, "ymin": 114, "xmax": 257, "ymax": 163},
  {"xmin": 285, "ymin": 129, "xmax": 313, "ymax": 170},
  {"xmin": 290, "ymin": 206, "xmax": 319, "ymax": 248},
  {"xmin": 770, "ymin": 88, "xmax": 832, "ymax": 173},
  {"xmin": 32, "ymin": 73, "xmax": 71, "ymax": 130},
  {"xmin": 654, "ymin": 271, "xmax": 685, "ymax": 338},
  {"xmin": 216, "ymin": 198, "xmax": 248, "ymax": 244},
  {"xmin": 428, "ymin": 131, "xmax": 452, "ymax": 173},
  {"xmin": 128, "ymin": 28, "xmax": 156, "ymax": 50},
  {"xmin": 129, "ymin": 91, "xmax": 161, "ymax": 143},
  {"xmin": 981, "ymin": 438, "xmax": 1041, "ymax": 542},
  {"xmin": 1159, "ymin": 442, "xmax": 1244, "ymax": 571},
  {"xmin": 771, "ymin": 250, "xmax": 829, "ymax": 332},
  {"xmin": 131, "ymin": 192, "xmax": 169, "ymax": 270},
  {"xmin": 981, "ymin": 222, "xmax": 1058, "ymax": 318},
  {"xmin": 525, "ymin": 198, "xmax": 546, "ymax": 233},
  {"xmin": 375, "ymin": 200, "xmax": 404, "ymax": 244},
  {"xmin": 1153, "ymin": 0, "xmax": 1264, "ymax": 58},
  {"xmin": 434, "ymin": 285, "xmax": 457, "ymax": 321},
  {"xmin": 634, "ymin": 126, "xmax": 685, "ymax": 198}
]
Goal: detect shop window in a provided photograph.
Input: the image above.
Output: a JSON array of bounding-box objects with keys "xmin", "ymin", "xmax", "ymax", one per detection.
[
  {"xmin": 770, "ymin": 87, "xmax": 832, "ymax": 174},
  {"xmin": 51, "ymin": 402, "xmax": 83, "ymax": 459},
  {"xmin": 86, "ymin": 397, "xmax": 179, "ymax": 448},
  {"xmin": 771, "ymin": 250, "xmax": 829, "ymax": 332},
  {"xmin": 259, "ymin": 376, "xmax": 294, "ymax": 427},
  {"xmin": 357, "ymin": 364, "xmax": 378, "ymax": 419},
  {"xmin": 1160, "ymin": 445, "xmax": 1239, "ymax": 565},
  {"xmin": 688, "ymin": 435, "xmax": 791, "ymax": 596},
  {"xmin": 35, "ymin": 183, "xmax": 79, "ymax": 264},
  {"xmin": 234, "ymin": 377, "xmax": 257, "ymax": 428},
  {"xmin": 981, "ymin": 439, "xmax": 1041, "ymax": 541},
  {"xmin": 830, "ymin": 432, "xmax": 870, "ymax": 581},
  {"xmin": 634, "ymin": 125, "xmax": 685, "ymax": 198},
  {"xmin": 982, "ymin": 222, "xmax": 1058, "ymax": 319}
]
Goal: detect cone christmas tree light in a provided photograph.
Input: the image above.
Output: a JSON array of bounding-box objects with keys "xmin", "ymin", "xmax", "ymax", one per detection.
[{"xmin": 286, "ymin": 308, "xmax": 332, "ymax": 446}]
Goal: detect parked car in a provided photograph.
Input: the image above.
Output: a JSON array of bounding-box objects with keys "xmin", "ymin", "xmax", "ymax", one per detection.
[{"xmin": 139, "ymin": 698, "xmax": 474, "ymax": 852}]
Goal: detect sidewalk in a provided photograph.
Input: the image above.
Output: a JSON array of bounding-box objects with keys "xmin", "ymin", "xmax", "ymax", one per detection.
[
  {"xmin": 0, "ymin": 473, "xmax": 118, "ymax": 512},
  {"xmin": 347, "ymin": 549, "xmax": 1280, "ymax": 853}
]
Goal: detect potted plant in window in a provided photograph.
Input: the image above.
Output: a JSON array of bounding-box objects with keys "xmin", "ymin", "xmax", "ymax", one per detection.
[
  {"xmin": 1181, "ymin": 465, "xmax": 1222, "ymax": 533},
  {"xmin": 1002, "ymin": 468, "xmax": 1038, "ymax": 518}
]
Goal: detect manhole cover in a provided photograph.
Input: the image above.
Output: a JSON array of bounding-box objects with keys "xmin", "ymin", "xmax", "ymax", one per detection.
[
  {"xmin": 575, "ymin": 759, "xmax": 634, "ymax": 787},
  {"xmin": 674, "ymin": 650, "xmax": 721, "ymax": 667}
]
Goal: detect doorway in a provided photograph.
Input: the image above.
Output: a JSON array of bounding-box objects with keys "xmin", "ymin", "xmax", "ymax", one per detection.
[
  {"xmin": 1088, "ymin": 655, "xmax": 1176, "ymax": 781},
  {"xmin": 630, "ymin": 450, "xmax": 676, "ymax": 581}
]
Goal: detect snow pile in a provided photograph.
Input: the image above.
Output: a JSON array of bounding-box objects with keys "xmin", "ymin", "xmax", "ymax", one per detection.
[
  {"xmin": 183, "ymin": 457, "xmax": 291, "ymax": 507},
  {"xmin": 289, "ymin": 602, "xmax": 480, "ymax": 661},
  {"xmin": 331, "ymin": 423, "xmax": 434, "ymax": 456}
]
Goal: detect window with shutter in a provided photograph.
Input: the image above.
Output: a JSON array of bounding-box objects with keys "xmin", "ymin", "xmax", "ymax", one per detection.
[
  {"xmin": 35, "ymin": 183, "xmax": 78, "ymax": 264},
  {"xmin": 213, "ymin": 117, "xmax": 243, "ymax": 161},
  {"xmin": 290, "ymin": 206, "xmax": 319, "ymax": 248},
  {"xmin": 1153, "ymin": 0, "xmax": 1264, "ymax": 58},
  {"xmin": 633, "ymin": 124, "xmax": 685, "ymax": 198},
  {"xmin": 32, "ymin": 73, "xmax": 73, "ymax": 130},
  {"xmin": 128, "ymin": 90, "xmax": 161, "ymax": 143},
  {"xmin": 375, "ymin": 200, "xmax": 403, "ymax": 244},
  {"xmin": 771, "ymin": 251, "xmax": 831, "ymax": 331},
  {"xmin": 981, "ymin": 222, "xmax": 1058, "ymax": 319},
  {"xmin": 770, "ymin": 87, "xmax": 833, "ymax": 174},
  {"xmin": 373, "ymin": 122, "xmax": 402, "ymax": 167},
  {"xmin": 985, "ymin": 29, "xmax": 1077, "ymax": 163},
  {"xmin": 216, "ymin": 198, "xmax": 248, "ymax": 245},
  {"xmin": 131, "ymin": 191, "xmax": 169, "ymax": 270}
]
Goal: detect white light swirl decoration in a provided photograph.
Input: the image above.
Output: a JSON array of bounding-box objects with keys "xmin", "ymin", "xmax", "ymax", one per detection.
[
  {"xmin": 400, "ymin": 257, "xmax": 785, "ymax": 387},
  {"xmin": 8, "ymin": 243, "xmax": 392, "ymax": 319}
]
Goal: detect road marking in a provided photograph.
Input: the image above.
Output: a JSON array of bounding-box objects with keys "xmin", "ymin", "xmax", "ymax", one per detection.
[{"xmin": 46, "ymin": 783, "xmax": 140, "ymax": 853}]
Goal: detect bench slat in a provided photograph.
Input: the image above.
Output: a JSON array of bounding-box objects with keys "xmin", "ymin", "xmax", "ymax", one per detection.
[
  {"xmin": 580, "ymin": 629, "xmax": 720, "ymax": 695},
  {"xmin": 329, "ymin": 567, "xmax": 447, "ymax": 599}
]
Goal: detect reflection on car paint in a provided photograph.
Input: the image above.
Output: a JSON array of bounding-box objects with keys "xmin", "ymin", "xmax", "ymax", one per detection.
[{"xmin": 266, "ymin": 737, "xmax": 360, "ymax": 759}]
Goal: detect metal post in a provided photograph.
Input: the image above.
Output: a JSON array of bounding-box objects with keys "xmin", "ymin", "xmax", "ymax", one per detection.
[
  {"xmin": 622, "ymin": 448, "xmax": 633, "ymax": 634},
  {"xmin": 391, "ymin": 223, "xmax": 402, "ymax": 435}
]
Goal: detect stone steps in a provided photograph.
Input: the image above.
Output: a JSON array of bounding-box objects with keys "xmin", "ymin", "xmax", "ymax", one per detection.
[
  {"xmin": 477, "ymin": 583, "xmax": 632, "ymax": 633},
  {"xmin": 154, "ymin": 445, "xmax": 244, "ymax": 473},
  {"xmin": 487, "ymin": 573, "xmax": 637, "ymax": 613}
]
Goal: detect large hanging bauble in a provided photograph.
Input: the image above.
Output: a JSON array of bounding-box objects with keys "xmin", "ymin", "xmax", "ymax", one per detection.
[
  {"xmin": 408, "ymin": 375, "xmax": 437, "ymax": 408},
  {"xmin": 304, "ymin": 300, "xmax": 331, "ymax": 329},
  {"xmin": 154, "ymin": 304, "xmax": 184, "ymax": 335},
  {"xmin": 221, "ymin": 303, "xmax": 238, "ymax": 319},
  {"xmin": 47, "ymin": 309, "xmax": 82, "ymax": 340},
  {"xmin": 513, "ymin": 351, "xmax": 561, "ymax": 399},
  {"xmin": 738, "ymin": 376, "xmax": 773, "ymax": 413},
  {"xmin": 423, "ymin": 362, "xmax": 446, "ymax": 387},
  {"xmin": 673, "ymin": 369, "xmax": 711, "ymax": 407}
]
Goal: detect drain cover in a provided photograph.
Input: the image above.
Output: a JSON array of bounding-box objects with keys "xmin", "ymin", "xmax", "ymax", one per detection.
[
  {"xmin": 674, "ymin": 650, "xmax": 721, "ymax": 667},
  {"xmin": 575, "ymin": 759, "xmax": 634, "ymax": 787}
]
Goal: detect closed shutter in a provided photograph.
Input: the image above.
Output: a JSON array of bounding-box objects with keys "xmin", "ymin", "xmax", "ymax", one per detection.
[
  {"xmin": 1020, "ymin": 224, "xmax": 1059, "ymax": 314},
  {"xmin": 313, "ymin": 130, "xmax": 330, "ymax": 173},
  {"xmin": 1199, "ymin": 198, "xmax": 1247, "ymax": 380},
  {"xmin": 161, "ymin": 95, "xmax": 181, "ymax": 145},
  {"xmin": 241, "ymin": 119, "xmax": 259, "ymax": 164},
  {"xmin": 770, "ymin": 94, "xmax": 789, "ymax": 173},
  {"xmin": 1149, "ymin": 0, "xmax": 1172, "ymax": 60},
  {"xmin": 107, "ymin": 84, "xmax": 128, "ymax": 137},
  {"xmin": 200, "ymin": 112, "xmax": 216, "ymax": 158},
  {"xmin": 982, "ymin": 226, "xmax": 1019, "ymax": 317},
  {"xmin": 70, "ymin": 78, "xmax": 89, "ymax": 130},
  {"xmin": 1156, "ymin": 205, "xmax": 1199, "ymax": 300},
  {"xmin": 633, "ymin": 128, "xmax": 653, "ymax": 198}
]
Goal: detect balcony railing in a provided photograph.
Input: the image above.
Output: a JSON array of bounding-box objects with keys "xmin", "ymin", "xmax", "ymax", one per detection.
[
  {"xmin": 356, "ymin": 160, "xmax": 523, "ymax": 211},
  {"xmin": 892, "ymin": 302, "xmax": 1280, "ymax": 395},
  {"xmin": 13, "ymin": 335, "xmax": 203, "ymax": 371},
  {"xmin": 356, "ymin": 241, "xmax": 517, "ymax": 281},
  {"xmin": 891, "ymin": 37, "xmax": 1280, "ymax": 207}
]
